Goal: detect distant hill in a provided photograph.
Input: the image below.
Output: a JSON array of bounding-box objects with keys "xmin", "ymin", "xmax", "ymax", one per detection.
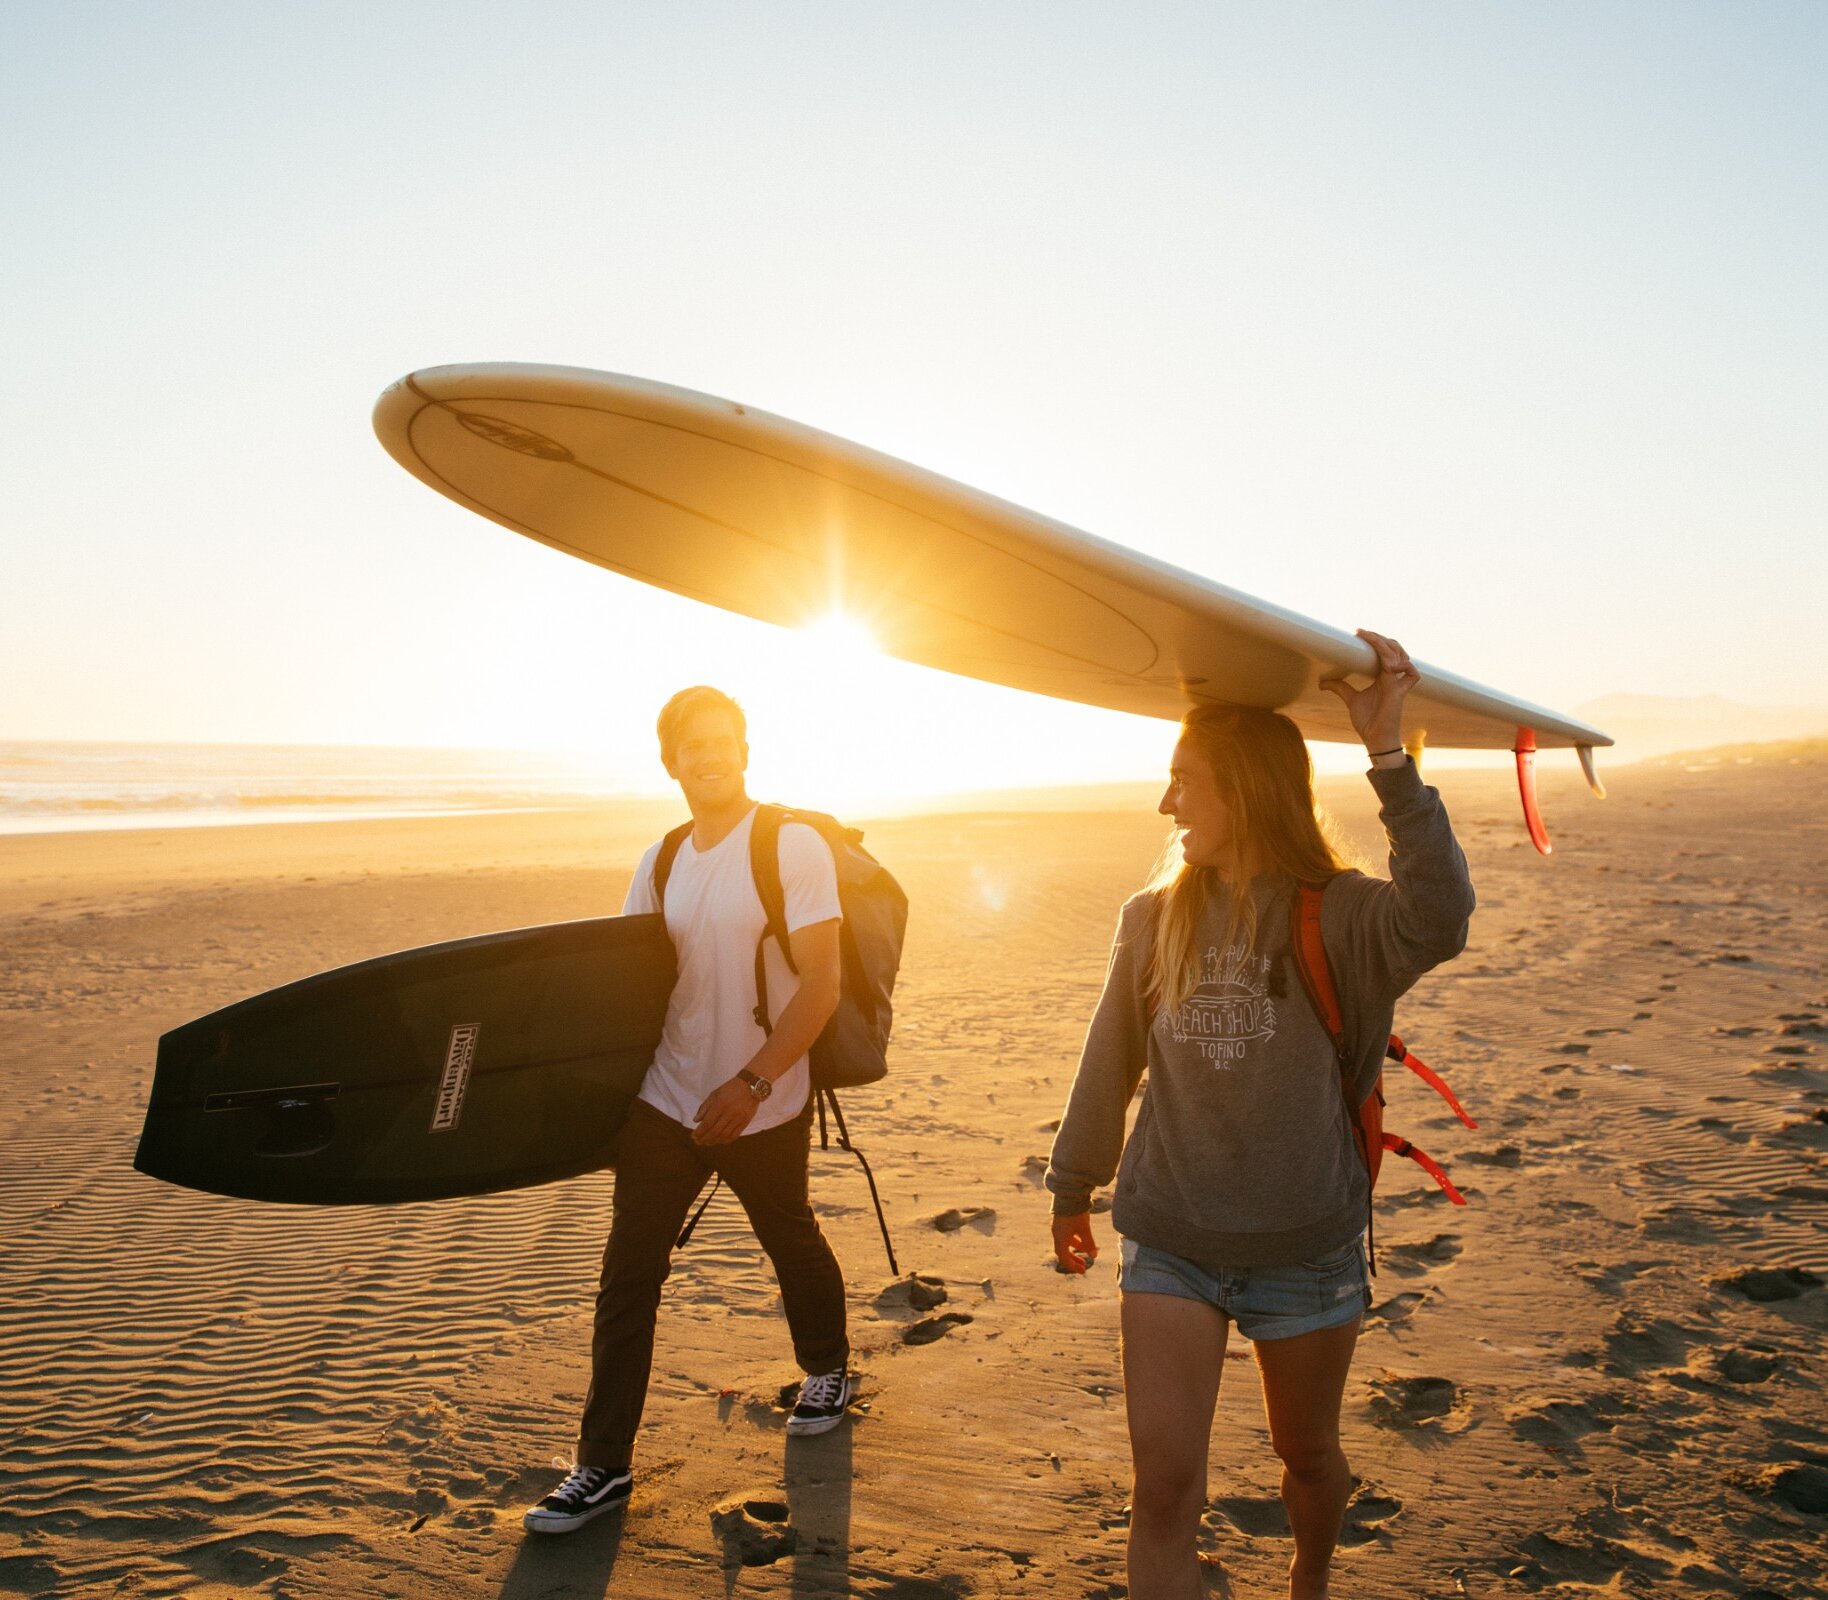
[
  {"xmin": 1640, "ymin": 737, "xmax": 1828, "ymax": 769},
  {"xmin": 1574, "ymin": 694, "xmax": 1828, "ymax": 761}
]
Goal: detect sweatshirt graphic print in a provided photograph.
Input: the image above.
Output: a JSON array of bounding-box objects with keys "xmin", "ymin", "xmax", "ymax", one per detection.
[{"xmin": 1169, "ymin": 943, "xmax": 1276, "ymax": 1065}]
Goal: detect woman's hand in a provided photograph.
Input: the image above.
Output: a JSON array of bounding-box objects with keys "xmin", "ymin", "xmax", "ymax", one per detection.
[
  {"xmin": 1320, "ymin": 628, "xmax": 1420, "ymax": 757},
  {"xmin": 693, "ymin": 1077, "xmax": 762, "ymax": 1146},
  {"xmin": 1053, "ymin": 1212, "xmax": 1099, "ymax": 1274}
]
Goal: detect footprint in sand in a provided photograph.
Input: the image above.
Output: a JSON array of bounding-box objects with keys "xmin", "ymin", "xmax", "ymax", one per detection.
[
  {"xmin": 1508, "ymin": 1520, "xmax": 1677, "ymax": 1590},
  {"xmin": 1338, "ymin": 1488, "xmax": 1403, "ymax": 1547},
  {"xmin": 1208, "ymin": 1484, "xmax": 1402, "ymax": 1545},
  {"xmin": 1640, "ymin": 1202, "xmax": 1750, "ymax": 1247},
  {"xmin": 1748, "ymin": 1462, "xmax": 1828, "ymax": 1517},
  {"xmin": 1715, "ymin": 1266, "xmax": 1823, "ymax": 1304},
  {"xmin": 1602, "ymin": 1313, "xmax": 1696, "ymax": 1378},
  {"xmin": 928, "ymin": 1206, "xmax": 997, "ymax": 1234},
  {"xmin": 1366, "ymin": 1290, "xmax": 1427, "ymax": 1326},
  {"xmin": 1693, "ymin": 1115, "xmax": 1753, "ymax": 1143},
  {"xmin": 1382, "ymin": 1234, "xmax": 1462, "ymax": 1277},
  {"xmin": 711, "ymin": 1496, "xmax": 796, "ymax": 1566},
  {"xmin": 1506, "ymin": 1395, "xmax": 1625, "ymax": 1454},
  {"xmin": 1716, "ymin": 1347, "xmax": 1783, "ymax": 1385},
  {"xmin": 1367, "ymin": 1373, "xmax": 1459, "ymax": 1430},
  {"xmin": 1460, "ymin": 1145, "xmax": 1523, "ymax": 1168},
  {"xmin": 902, "ymin": 1312, "xmax": 973, "ymax": 1346},
  {"xmin": 874, "ymin": 1273, "xmax": 949, "ymax": 1313},
  {"xmin": 1206, "ymin": 1493, "xmax": 1288, "ymax": 1537},
  {"xmin": 1576, "ymin": 1259, "xmax": 1660, "ymax": 1297},
  {"xmin": 1777, "ymin": 1111, "xmax": 1828, "ymax": 1146}
]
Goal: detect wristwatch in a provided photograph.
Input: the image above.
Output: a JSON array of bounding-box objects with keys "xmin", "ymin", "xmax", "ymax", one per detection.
[{"xmin": 737, "ymin": 1069, "xmax": 773, "ymax": 1101}]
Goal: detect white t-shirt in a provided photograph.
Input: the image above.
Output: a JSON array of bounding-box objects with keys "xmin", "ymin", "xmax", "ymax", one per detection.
[{"xmin": 623, "ymin": 806, "xmax": 842, "ymax": 1134}]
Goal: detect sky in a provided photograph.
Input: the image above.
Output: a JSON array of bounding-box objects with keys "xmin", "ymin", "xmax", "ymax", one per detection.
[{"xmin": 3, "ymin": 2, "xmax": 1824, "ymax": 805}]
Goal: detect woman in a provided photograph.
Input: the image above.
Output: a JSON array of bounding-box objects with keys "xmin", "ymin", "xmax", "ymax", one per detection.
[{"xmin": 1045, "ymin": 630, "xmax": 1475, "ymax": 1600}]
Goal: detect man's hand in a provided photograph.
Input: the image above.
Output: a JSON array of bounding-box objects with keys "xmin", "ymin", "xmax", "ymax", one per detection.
[
  {"xmin": 1052, "ymin": 1212, "xmax": 1098, "ymax": 1274},
  {"xmin": 1319, "ymin": 628, "xmax": 1420, "ymax": 756},
  {"xmin": 693, "ymin": 1077, "xmax": 763, "ymax": 1146}
]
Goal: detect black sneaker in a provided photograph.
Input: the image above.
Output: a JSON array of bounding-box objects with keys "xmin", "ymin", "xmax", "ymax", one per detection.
[
  {"xmin": 522, "ymin": 1464, "xmax": 633, "ymax": 1534},
  {"xmin": 786, "ymin": 1369, "xmax": 856, "ymax": 1435}
]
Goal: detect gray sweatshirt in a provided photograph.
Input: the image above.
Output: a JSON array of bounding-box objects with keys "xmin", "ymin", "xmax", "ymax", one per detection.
[{"xmin": 1045, "ymin": 759, "xmax": 1475, "ymax": 1267}]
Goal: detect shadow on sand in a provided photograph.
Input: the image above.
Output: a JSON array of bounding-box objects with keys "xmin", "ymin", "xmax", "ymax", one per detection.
[{"xmin": 494, "ymin": 1497, "xmax": 628, "ymax": 1600}]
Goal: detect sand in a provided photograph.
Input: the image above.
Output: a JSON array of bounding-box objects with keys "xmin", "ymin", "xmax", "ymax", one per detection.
[{"xmin": 2, "ymin": 750, "xmax": 1825, "ymax": 1599}]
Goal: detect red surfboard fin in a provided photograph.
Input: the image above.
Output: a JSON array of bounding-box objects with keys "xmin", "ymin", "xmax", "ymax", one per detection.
[{"xmin": 1514, "ymin": 728, "xmax": 1552, "ymax": 855}]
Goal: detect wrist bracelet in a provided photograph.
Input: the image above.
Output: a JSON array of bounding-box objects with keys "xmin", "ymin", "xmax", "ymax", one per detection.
[{"xmin": 1368, "ymin": 746, "xmax": 1406, "ymax": 759}]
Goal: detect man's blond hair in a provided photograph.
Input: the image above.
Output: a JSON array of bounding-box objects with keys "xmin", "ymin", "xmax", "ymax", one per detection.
[{"xmin": 656, "ymin": 686, "xmax": 746, "ymax": 767}]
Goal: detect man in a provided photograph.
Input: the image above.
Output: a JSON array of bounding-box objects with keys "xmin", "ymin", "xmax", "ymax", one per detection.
[{"xmin": 524, "ymin": 686, "xmax": 854, "ymax": 1534}]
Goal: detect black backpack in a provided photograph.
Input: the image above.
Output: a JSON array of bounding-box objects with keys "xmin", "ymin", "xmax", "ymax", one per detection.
[
  {"xmin": 651, "ymin": 803, "xmax": 908, "ymax": 1269},
  {"xmin": 652, "ymin": 804, "xmax": 908, "ymax": 1086}
]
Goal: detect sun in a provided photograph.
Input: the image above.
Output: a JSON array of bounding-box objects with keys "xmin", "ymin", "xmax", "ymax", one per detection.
[{"xmin": 798, "ymin": 610, "xmax": 882, "ymax": 659}]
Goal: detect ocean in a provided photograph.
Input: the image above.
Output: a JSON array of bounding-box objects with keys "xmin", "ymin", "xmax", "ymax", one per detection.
[{"xmin": 0, "ymin": 741, "xmax": 653, "ymax": 836}]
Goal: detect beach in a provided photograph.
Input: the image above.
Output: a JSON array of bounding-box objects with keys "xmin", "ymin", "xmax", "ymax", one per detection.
[{"xmin": 2, "ymin": 750, "xmax": 1824, "ymax": 1599}]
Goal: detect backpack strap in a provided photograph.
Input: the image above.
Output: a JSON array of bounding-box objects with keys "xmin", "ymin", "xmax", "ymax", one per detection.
[
  {"xmin": 1290, "ymin": 882, "xmax": 1349, "ymax": 1066},
  {"xmin": 1292, "ymin": 885, "xmax": 1473, "ymax": 1228},
  {"xmin": 1381, "ymin": 1134, "xmax": 1467, "ymax": 1205},
  {"xmin": 1291, "ymin": 881, "xmax": 1381, "ymax": 1261},
  {"xmin": 747, "ymin": 804, "xmax": 794, "ymax": 1034},
  {"xmin": 816, "ymin": 1087, "xmax": 899, "ymax": 1275},
  {"xmin": 1387, "ymin": 1034, "xmax": 1479, "ymax": 1129},
  {"xmin": 652, "ymin": 821, "xmax": 694, "ymax": 909}
]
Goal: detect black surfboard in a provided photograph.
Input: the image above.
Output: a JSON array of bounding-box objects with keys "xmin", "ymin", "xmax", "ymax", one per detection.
[{"xmin": 133, "ymin": 915, "xmax": 675, "ymax": 1204}]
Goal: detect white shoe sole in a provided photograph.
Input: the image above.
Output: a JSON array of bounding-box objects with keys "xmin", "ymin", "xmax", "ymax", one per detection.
[
  {"xmin": 785, "ymin": 1375, "xmax": 857, "ymax": 1435},
  {"xmin": 522, "ymin": 1475, "xmax": 632, "ymax": 1534},
  {"xmin": 785, "ymin": 1410, "xmax": 851, "ymax": 1436}
]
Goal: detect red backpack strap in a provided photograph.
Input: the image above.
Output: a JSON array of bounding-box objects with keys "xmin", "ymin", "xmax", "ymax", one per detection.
[
  {"xmin": 1290, "ymin": 883, "xmax": 1349, "ymax": 1065},
  {"xmin": 1292, "ymin": 885, "xmax": 1471, "ymax": 1231},
  {"xmin": 1382, "ymin": 1134, "xmax": 1469, "ymax": 1205},
  {"xmin": 1386, "ymin": 1035, "xmax": 1479, "ymax": 1130}
]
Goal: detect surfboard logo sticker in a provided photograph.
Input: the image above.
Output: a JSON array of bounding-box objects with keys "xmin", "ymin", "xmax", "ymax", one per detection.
[
  {"xmin": 431, "ymin": 1024, "xmax": 480, "ymax": 1132},
  {"xmin": 452, "ymin": 411, "xmax": 573, "ymax": 462}
]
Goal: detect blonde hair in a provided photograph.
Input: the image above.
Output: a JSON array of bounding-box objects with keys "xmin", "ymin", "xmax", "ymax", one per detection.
[{"xmin": 1144, "ymin": 705, "xmax": 1353, "ymax": 1016}]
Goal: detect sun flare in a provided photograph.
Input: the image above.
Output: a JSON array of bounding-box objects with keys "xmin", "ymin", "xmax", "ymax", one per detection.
[{"xmin": 799, "ymin": 610, "xmax": 881, "ymax": 659}]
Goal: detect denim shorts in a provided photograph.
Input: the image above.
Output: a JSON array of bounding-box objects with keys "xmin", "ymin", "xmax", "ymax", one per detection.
[{"xmin": 1117, "ymin": 1236, "xmax": 1370, "ymax": 1342}]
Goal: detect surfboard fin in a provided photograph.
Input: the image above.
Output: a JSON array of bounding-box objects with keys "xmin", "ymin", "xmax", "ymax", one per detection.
[
  {"xmin": 1578, "ymin": 744, "xmax": 1607, "ymax": 799},
  {"xmin": 1514, "ymin": 729, "xmax": 1553, "ymax": 856}
]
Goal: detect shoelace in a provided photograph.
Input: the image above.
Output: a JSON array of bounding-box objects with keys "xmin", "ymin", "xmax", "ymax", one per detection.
[
  {"xmin": 798, "ymin": 1371, "xmax": 846, "ymax": 1408},
  {"xmin": 554, "ymin": 1465, "xmax": 608, "ymax": 1502}
]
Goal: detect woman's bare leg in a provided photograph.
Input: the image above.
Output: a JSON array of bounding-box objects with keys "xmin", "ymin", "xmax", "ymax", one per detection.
[
  {"xmin": 1253, "ymin": 1317, "xmax": 1361, "ymax": 1600},
  {"xmin": 1121, "ymin": 1291, "xmax": 1229, "ymax": 1600}
]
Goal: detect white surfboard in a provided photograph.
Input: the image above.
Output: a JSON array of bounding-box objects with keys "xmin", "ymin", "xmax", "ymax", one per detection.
[{"xmin": 374, "ymin": 363, "xmax": 1610, "ymax": 847}]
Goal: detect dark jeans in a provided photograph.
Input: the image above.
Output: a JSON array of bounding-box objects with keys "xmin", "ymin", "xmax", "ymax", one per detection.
[{"xmin": 576, "ymin": 1096, "xmax": 849, "ymax": 1469}]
